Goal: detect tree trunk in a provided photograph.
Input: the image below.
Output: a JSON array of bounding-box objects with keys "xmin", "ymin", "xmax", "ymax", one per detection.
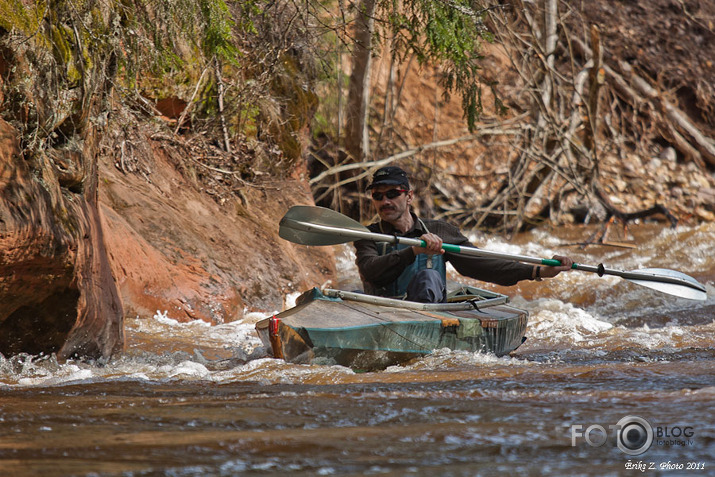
[{"xmin": 345, "ymin": 0, "xmax": 377, "ymax": 164}]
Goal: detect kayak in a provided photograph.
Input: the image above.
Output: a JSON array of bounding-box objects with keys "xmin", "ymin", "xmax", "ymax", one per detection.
[{"xmin": 256, "ymin": 285, "xmax": 528, "ymax": 370}]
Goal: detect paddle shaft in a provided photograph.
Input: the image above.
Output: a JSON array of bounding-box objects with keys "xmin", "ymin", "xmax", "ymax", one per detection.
[
  {"xmin": 292, "ymin": 218, "xmax": 557, "ymax": 263},
  {"xmin": 287, "ymin": 218, "xmax": 704, "ymax": 290}
]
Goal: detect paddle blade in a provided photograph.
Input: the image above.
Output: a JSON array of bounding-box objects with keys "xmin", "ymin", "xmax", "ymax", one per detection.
[
  {"xmin": 625, "ymin": 268, "xmax": 707, "ymax": 301},
  {"xmin": 279, "ymin": 206, "xmax": 369, "ymax": 246}
]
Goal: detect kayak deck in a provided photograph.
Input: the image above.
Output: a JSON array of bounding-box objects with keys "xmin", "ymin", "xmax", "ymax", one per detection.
[{"xmin": 256, "ymin": 286, "xmax": 528, "ymax": 370}]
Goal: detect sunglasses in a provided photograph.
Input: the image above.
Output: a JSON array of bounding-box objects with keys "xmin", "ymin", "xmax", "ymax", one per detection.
[{"xmin": 371, "ymin": 189, "xmax": 408, "ymax": 201}]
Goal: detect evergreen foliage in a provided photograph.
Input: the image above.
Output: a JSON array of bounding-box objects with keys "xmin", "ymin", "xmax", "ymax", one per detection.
[{"xmin": 379, "ymin": 0, "xmax": 496, "ymax": 131}]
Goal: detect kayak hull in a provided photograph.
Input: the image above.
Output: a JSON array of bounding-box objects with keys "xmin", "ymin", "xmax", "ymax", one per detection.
[{"xmin": 256, "ymin": 287, "xmax": 528, "ymax": 370}]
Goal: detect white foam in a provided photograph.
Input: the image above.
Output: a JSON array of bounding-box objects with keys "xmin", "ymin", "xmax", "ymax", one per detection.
[
  {"xmin": 472, "ymin": 233, "xmax": 572, "ymax": 265},
  {"xmin": 15, "ymin": 363, "xmax": 94, "ymax": 387},
  {"xmin": 283, "ymin": 292, "xmax": 302, "ymax": 310},
  {"xmin": 335, "ymin": 244, "xmax": 357, "ymax": 274},
  {"xmin": 158, "ymin": 360, "xmax": 210, "ymax": 379},
  {"xmin": 514, "ymin": 298, "xmax": 613, "ymax": 346},
  {"xmin": 388, "ymin": 347, "xmax": 533, "ymax": 372}
]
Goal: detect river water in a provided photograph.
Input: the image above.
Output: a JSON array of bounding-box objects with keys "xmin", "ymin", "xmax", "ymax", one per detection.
[{"xmin": 1, "ymin": 224, "xmax": 714, "ymax": 476}]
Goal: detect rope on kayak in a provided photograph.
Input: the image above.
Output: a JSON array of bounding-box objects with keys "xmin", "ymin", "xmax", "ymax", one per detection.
[{"xmin": 339, "ymin": 301, "xmax": 434, "ymax": 352}]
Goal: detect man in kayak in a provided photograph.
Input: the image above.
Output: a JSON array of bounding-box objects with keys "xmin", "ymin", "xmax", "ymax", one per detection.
[{"xmin": 354, "ymin": 166, "xmax": 574, "ymax": 302}]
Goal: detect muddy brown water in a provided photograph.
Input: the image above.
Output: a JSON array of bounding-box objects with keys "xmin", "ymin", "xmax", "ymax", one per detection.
[{"xmin": 1, "ymin": 224, "xmax": 714, "ymax": 476}]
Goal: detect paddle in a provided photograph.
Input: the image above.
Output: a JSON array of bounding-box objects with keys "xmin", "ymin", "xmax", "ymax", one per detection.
[{"xmin": 279, "ymin": 205, "xmax": 708, "ymax": 301}]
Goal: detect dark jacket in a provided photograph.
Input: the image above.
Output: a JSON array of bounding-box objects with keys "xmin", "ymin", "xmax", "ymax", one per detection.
[{"xmin": 354, "ymin": 212, "xmax": 534, "ymax": 293}]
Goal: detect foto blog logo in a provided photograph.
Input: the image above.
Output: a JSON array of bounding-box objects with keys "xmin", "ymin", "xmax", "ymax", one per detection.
[{"xmin": 571, "ymin": 416, "xmax": 654, "ymax": 455}]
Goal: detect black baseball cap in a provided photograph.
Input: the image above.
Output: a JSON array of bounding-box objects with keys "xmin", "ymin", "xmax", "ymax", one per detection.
[{"xmin": 366, "ymin": 166, "xmax": 410, "ymax": 190}]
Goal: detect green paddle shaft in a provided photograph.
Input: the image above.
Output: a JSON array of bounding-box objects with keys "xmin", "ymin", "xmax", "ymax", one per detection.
[
  {"xmin": 388, "ymin": 232, "xmax": 581, "ymax": 270},
  {"xmin": 438, "ymin": 242, "xmax": 564, "ymax": 267}
]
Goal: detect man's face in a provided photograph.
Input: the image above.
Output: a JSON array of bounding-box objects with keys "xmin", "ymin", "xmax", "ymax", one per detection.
[{"xmin": 370, "ymin": 184, "xmax": 413, "ymax": 223}]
